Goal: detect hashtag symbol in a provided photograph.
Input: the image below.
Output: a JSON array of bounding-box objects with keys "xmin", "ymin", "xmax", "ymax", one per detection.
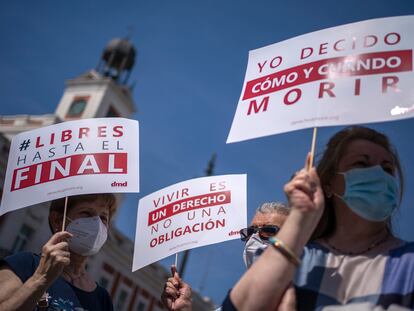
[{"xmin": 19, "ymin": 139, "xmax": 31, "ymax": 151}]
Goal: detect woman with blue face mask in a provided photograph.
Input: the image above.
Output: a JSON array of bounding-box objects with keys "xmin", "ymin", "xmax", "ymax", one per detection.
[
  {"xmin": 0, "ymin": 194, "xmax": 115, "ymax": 310},
  {"xmin": 223, "ymin": 126, "xmax": 414, "ymax": 311}
]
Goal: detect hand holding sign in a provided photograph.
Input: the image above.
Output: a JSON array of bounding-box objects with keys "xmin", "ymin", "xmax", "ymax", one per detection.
[
  {"xmin": 161, "ymin": 265, "xmax": 192, "ymax": 311},
  {"xmin": 32, "ymin": 231, "xmax": 73, "ymax": 288},
  {"xmin": 283, "ymin": 153, "xmax": 324, "ymax": 241}
]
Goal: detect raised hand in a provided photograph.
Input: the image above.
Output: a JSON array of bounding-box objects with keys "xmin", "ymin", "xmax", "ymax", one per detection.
[
  {"xmin": 284, "ymin": 153, "xmax": 325, "ymax": 216},
  {"xmin": 161, "ymin": 265, "xmax": 192, "ymax": 311},
  {"xmin": 32, "ymin": 231, "xmax": 72, "ymax": 287}
]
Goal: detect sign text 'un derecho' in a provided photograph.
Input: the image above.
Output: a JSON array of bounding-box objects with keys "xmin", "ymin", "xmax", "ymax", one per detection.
[{"xmin": 132, "ymin": 175, "xmax": 246, "ymax": 271}]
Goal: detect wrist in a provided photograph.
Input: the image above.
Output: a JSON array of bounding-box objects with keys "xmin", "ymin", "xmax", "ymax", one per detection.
[
  {"xmin": 277, "ymin": 209, "xmax": 321, "ymax": 252},
  {"xmin": 182, "ymin": 302, "xmax": 192, "ymax": 311},
  {"xmin": 289, "ymin": 208, "xmax": 321, "ymax": 231},
  {"xmin": 29, "ymin": 272, "xmax": 49, "ymax": 290}
]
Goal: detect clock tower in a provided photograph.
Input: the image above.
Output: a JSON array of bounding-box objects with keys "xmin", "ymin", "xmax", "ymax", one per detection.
[{"xmin": 55, "ymin": 38, "xmax": 137, "ymax": 121}]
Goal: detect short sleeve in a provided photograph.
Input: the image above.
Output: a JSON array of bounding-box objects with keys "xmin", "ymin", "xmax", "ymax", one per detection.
[
  {"xmin": 221, "ymin": 290, "xmax": 238, "ymax": 311},
  {"xmin": 0, "ymin": 252, "xmax": 38, "ymax": 283},
  {"xmin": 97, "ymin": 284, "xmax": 114, "ymax": 311}
]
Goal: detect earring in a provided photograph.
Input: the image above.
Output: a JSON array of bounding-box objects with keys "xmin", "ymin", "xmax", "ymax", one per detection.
[{"xmin": 326, "ymin": 192, "xmax": 332, "ymax": 198}]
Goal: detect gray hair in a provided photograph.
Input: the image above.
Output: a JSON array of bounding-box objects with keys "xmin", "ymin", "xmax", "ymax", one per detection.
[{"xmin": 256, "ymin": 202, "xmax": 290, "ymax": 216}]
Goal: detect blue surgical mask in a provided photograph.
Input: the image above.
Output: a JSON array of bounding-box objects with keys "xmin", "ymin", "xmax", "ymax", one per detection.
[
  {"xmin": 334, "ymin": 165, "xmax": 399, "ymax": 222},
  {"xmin": 243, "ymin": 233, "xmax": 270, "ymax": 269}
]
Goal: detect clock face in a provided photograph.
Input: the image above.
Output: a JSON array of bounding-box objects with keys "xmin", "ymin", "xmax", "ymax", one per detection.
[{"xmin": 67, "ymin": 97, "xmax": 88, "ymax": 117}]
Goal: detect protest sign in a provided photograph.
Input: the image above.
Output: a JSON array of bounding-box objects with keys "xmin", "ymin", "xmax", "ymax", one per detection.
[
  {"xmin": 0, "ymin": 118, "xmax": 139, "ymax": 216},
  {"xmin": 132, "ymin": 174, "xmax": 246, "ymax": 271},
  {"xmin": 227, "ymin": 15, "xmax": 414, "ymax": 143}
]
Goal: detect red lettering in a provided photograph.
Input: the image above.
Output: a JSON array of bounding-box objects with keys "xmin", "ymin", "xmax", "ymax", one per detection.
[
  {"xmin": 113, "ymin": 126, "xmax": 124, "ymax": 137},
  {"xmin": 300, "ymin": 47, "xmax": 313, "ymax": 60},
  {"xmin": 319, "ymin": 43, "xmax": 328, "ymax": 55},
  {"xmin": 97, "ymin": 126, "xmax": 107, "ymax": 138},
  {"xmin": 61, "ymin": 130, "xmax": 72, "ymax": 142},
  {"xmin": 210, "ymin": 182, "xmax": 217, "ymax": 191},
  {"xmin": 247, "ymin": 97, "xmax": 269, "ymax": 115},
  {"xmin": 11, "ymin": 153, "xmax": 128, "ymax": 191},
  {"xmin": 150, "ymin": 238, "xmax": 157, "ymax": 248},
  {"xmin": 35, "ymin": 137, "xmax": 44, "ymax": 148},
  {"xmin": 318, "ymin": 82, "xmax": 336, "ymax": 98},
  {"xmin": 209, "ymin": 182, "xmax": 225, "ymax": 191},
  {"xmin": 384, "ymin": 32, "xmax": 401, "ymax": 46},
  {"xmin": 270, "ymin": 56, "xmax": 283, "ymax": 69},
  {"xmin": 382, "ymin": 76, "xmax": 399, "ymax": 93},
  {"xmin": 243, "ymin": 50, "xmax": 412, "ymax": 100},
  {"xmin": 354, "ymin": 79, "xmax": 361, "ymax": 96},
  {"xmin": 258, "ymin": 61, "xmax": 267, "ymax": 73},
  {"xmin": 364, "ymin": 35, "xmax": 378, "ymax": 48},
  {"xmin": 333, "ymin": 39, "xmax": 346, "ymax": 51},
  {"xmin": 147, "ymin": 191, "xmax": 231, "ymax": 225},
  {"xmin": 284, "ymin": 88, "xmax": 302, "ymax": 105},
  {"xmin": 79, "ymin": 127, "xmax": 90, "ymax": 138}
]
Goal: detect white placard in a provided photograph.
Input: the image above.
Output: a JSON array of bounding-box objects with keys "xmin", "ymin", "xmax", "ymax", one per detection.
[
  {"xmin": 227, "ymin": 15, "xmax": 414, "ymax": 143},
  {"xmin": 133, "ymin": 174, "xmax": 247, "ymax": 271},
  {"xmin": 0, "ymin": 118, "xmax": 139, "ymax": 215}
]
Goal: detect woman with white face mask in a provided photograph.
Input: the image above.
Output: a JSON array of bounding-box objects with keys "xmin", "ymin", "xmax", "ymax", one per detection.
[
  {"xmin": 0, "ymin": 193, "xmax": 115, "ymax": 311},
  {"xmin": 224, "ymin": 126, "xmax": 414, "ymax": 311}
]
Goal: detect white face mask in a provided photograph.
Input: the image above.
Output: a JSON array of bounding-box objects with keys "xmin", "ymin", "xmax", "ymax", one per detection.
[
  {"xmin": 66, "ymin": 216, "xmax": 108, "ymax": 256},
  {"xmin": 242, "ymin": 233, "xmax": 271, "ymax": 269}
]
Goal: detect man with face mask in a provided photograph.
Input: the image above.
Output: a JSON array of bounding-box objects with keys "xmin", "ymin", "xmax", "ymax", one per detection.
[
  {"xmin": 0, "ymin": 194, "xmax": 115, "ymax": 311},
  {"xmin": 161, "ymin": 202, "xmax": 290, "ymax": 311},
  {"xmin": 241, "ymin": 202, "xmax": 290, "ymax": 268}
]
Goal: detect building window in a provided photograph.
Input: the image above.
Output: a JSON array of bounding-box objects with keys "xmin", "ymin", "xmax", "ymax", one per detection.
[
  {"xmin": 66, "ymin": 96, "xmax": 89, "ymax": 118},
  {"xmin": 11, "ymin": 224, "xmax": 34, "ymax": 253},
  {"xmin": 106, "ymin": 106, "xmax": 120, "ymax": 117},
  {"xmin": 115, "ymin": 289, "xmax": 129, "ymax": 311}
]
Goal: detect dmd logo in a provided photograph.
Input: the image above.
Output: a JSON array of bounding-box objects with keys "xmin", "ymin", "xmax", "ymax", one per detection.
[{"xmin": 111, "ymin": 181, "xmax": 128, "ymax": 187}]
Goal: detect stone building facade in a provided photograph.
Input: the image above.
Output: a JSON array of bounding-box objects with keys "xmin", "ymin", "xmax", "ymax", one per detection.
[{"xmin": 0, "ymin": 38, "xmax": 215, "ymax": 311}]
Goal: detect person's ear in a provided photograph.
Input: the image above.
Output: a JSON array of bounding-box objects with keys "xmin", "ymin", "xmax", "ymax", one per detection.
[{"xmin": 49, "ymin": 211, "xmax": 63, "ymax": 233}]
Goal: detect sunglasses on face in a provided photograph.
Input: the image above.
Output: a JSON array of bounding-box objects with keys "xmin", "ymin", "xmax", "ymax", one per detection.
[{"xmin": 239, "ymin": 225, "xmax": 280, "ymax": 242}]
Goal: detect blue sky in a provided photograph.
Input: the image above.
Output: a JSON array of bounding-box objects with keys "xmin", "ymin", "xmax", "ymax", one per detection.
[{"xmin": 2, "ymin": 0, "xmax": 414, "ymax": 305}]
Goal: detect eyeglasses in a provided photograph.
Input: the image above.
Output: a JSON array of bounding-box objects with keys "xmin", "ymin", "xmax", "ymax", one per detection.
[{"xmin": 239, "ymin": 225, "xmax": 280, "ymax": 242}]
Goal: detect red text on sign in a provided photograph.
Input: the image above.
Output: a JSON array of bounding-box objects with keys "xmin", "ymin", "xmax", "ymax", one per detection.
[
  {"xmin": 11, "ymin": 152, "xmax": 127, "ymax": 191},
  {"xmin": 243, "ymin": 50, "xmax": 412, "ymax": 100},
  {"xmin": 148, "ymin": 191, "xmax": 231, "ymax": 225},
  {"xmin": 35, "ymin": 125, "xmax": 124, "ymax": 148}
]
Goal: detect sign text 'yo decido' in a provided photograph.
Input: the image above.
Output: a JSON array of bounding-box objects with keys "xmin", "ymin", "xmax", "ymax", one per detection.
[{"xmin": 227, "ymin": 16, "xmax": 414, "ymax": 143}]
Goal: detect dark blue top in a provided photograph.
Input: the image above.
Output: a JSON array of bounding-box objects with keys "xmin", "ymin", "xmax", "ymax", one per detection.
[{"xmin": 1, "ymin": 252, "xmax": 113, "ymax": 311}]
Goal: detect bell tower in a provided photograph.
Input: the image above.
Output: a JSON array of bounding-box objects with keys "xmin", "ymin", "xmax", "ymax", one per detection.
[{"xmin": 55, "ymin": 38, "xmax": 137, "ymax": 120}]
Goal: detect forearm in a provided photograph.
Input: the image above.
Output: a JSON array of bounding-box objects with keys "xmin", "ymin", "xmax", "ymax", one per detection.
[
  {"xmin": 230, "ymin": 210, "xmax": 317, "ymax": 311},
  {"xmin": 0, "ymin": 274, "xmax": 48, "ymax": 311}
]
